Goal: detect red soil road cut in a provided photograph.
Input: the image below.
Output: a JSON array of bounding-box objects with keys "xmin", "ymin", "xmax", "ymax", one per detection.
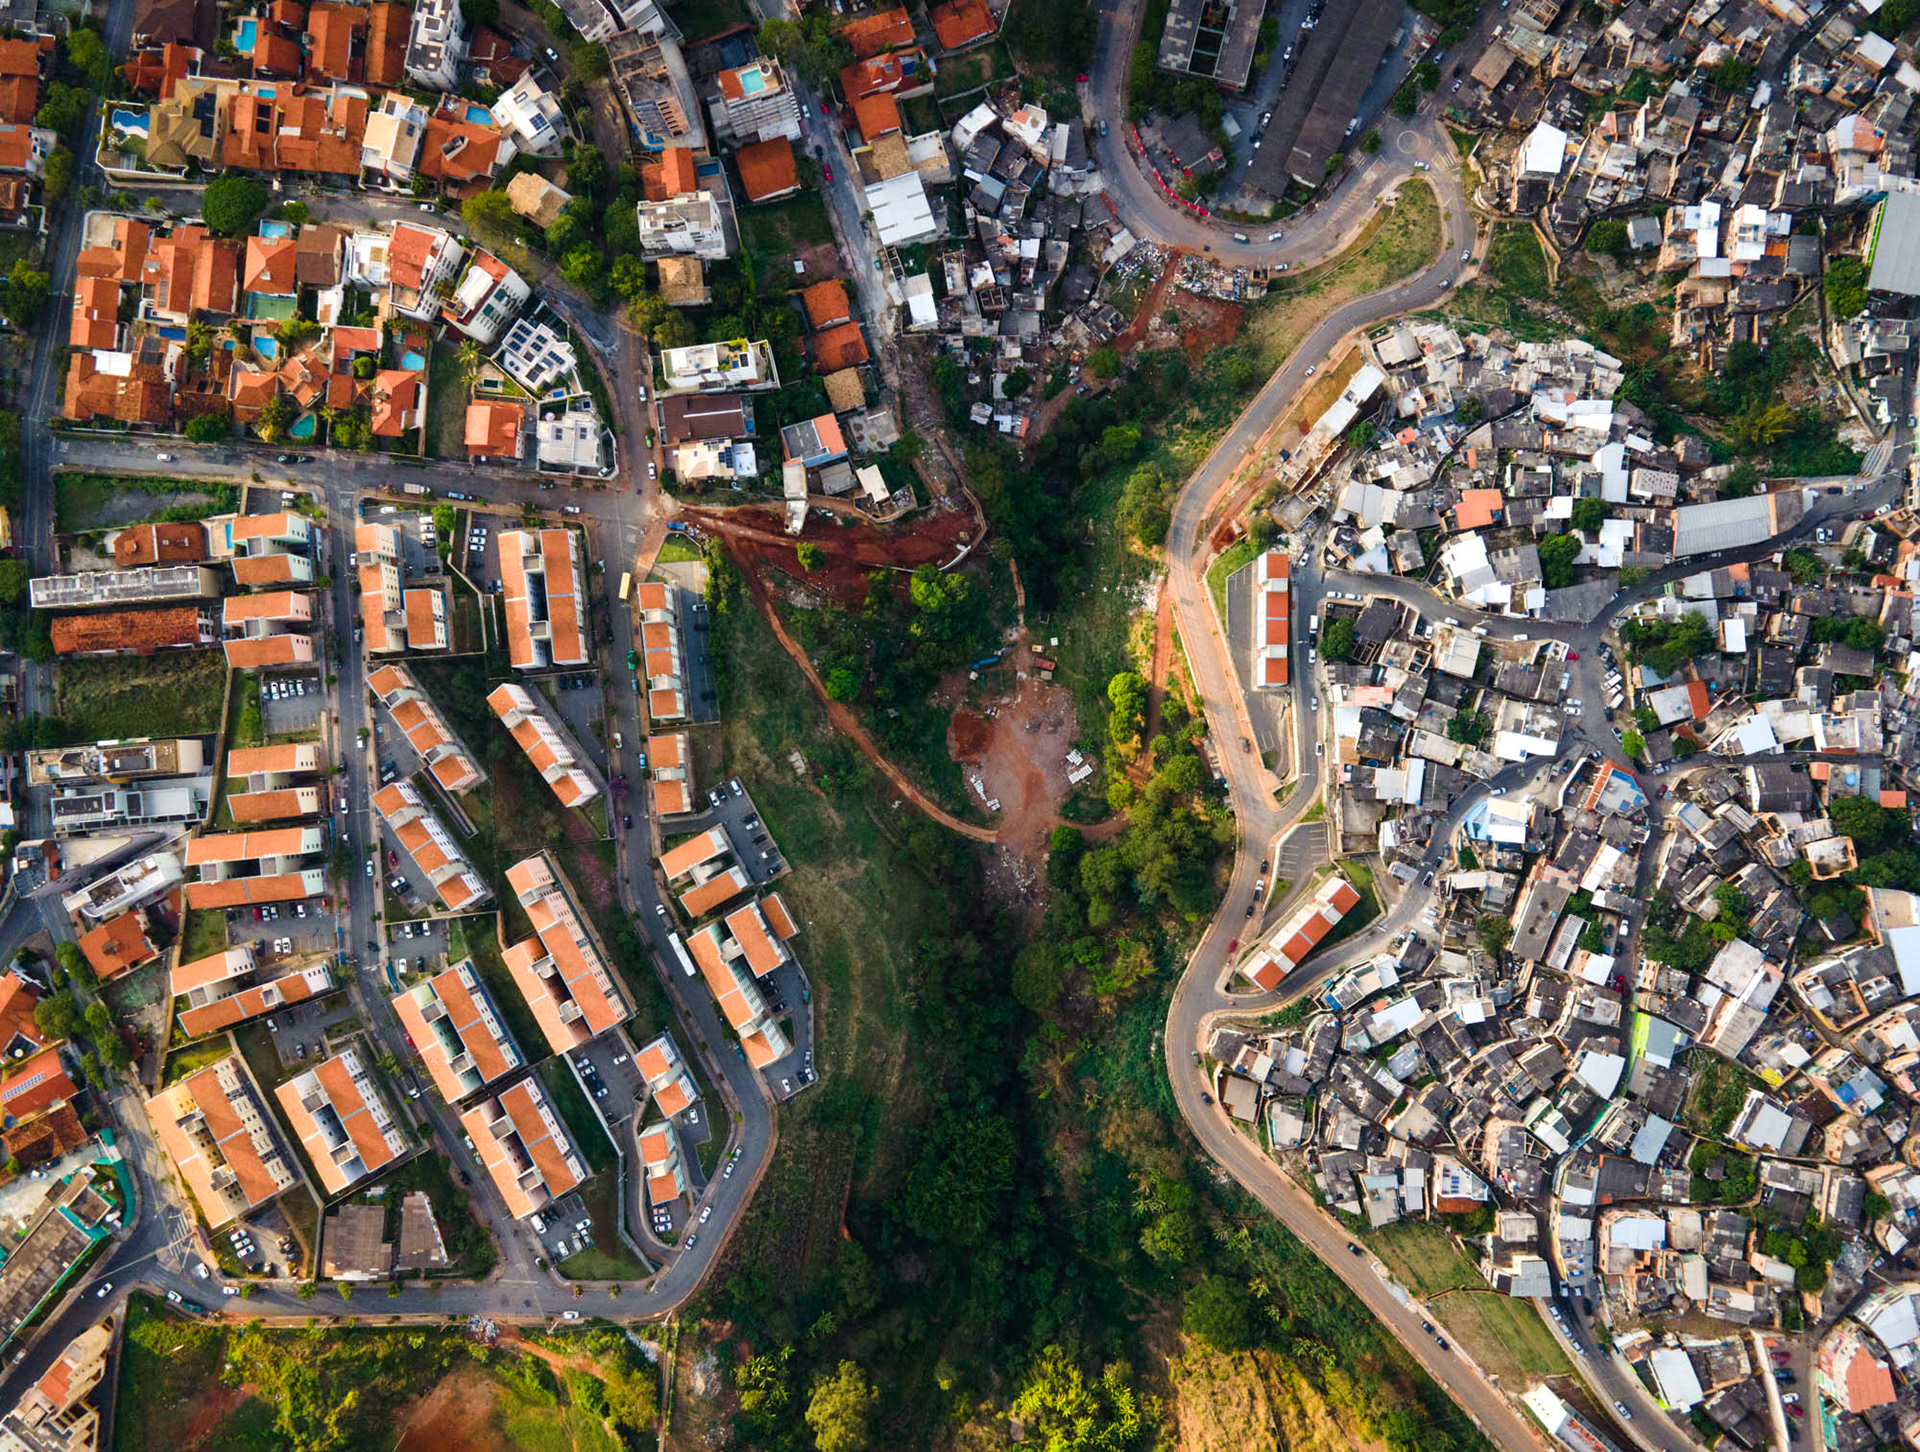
[
  {"xmin": 1177, "ymin": 291, "xmax": 1244, "ymax": 362},
  {"xmin": 684, "ymin": 504, "xmax": 977, "ymax": 607}
]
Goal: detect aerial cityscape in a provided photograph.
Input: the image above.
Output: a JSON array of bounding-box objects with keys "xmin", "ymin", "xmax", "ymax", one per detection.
[{"xmin": 0, "ymin": 0, "xmax": 1917, "ymax": 1448}]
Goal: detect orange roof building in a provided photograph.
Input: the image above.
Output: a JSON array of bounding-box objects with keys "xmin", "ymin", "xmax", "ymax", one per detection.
[
  {"xmin": 841, "ymin": 6, "xmax": 915, "ymax": 58},
  {"xmin": 1254, "ymin": 550, "xmax": 1289, "ymax": 691},
  {"xmin": 1240, "ymin": 875, "xmax": 1363, "ymax": 992},
  {"xmin": 368, "ymin": 367, "xmax": 422, "ymax": 437},
  {"xmin": 687, "ymin": 919, "xmax": 790, "ymax": 1068},
  {"xmin": 499, "ymin": 527, "xmax": 589, "ymax": 671},
  {"xmin": 500, "ymin": 852, "xmax": 630, "ymax": 1053},
  {"xmin": 639, "ymin": 1121, "xmax": 687, "ymax": 1205},
  {"xmin": 366, "ymin": 662, "xmax": 481, "ymax": 792},
  {"xmin": 801, "ymin": 279, "xmax": 852, "ymax": 329},
  {"xmin": 1454, "ymin": 488, "xmax": 1505, "ymax": 532},
  {"xmin": 70, "ymin": 275, "xmax": 121, "ymax": 351},
  {"xmin": 76, "ymin": 217, "xmax": 153, "ymax": 283},
  {"xmin": 851, "ymin": 90, "xmax": 901, "ymax": 142},
  {"xmin": 372, "ymin": 779, "xmax": 490, "ymax": 912},
  {"xmin": 734, "ymin": 137, "xmax": 800, "ymax": 202},
  {"xmin": 145, "ymin": 1055, "xmax": 297, "ymax": 1227},
  {"xmin": 0, "ymin": 1044, "xmax": 79, "ymax": 1126},
  {"xmin": 222, "ymin": 84, "xmax": 368, "ymax": 175},
  {"xmin": 393, "ymin": 959, "xmax": 526, "ymax": 1103},
  {"xmin": 76, "ymin": 909, "xmax": 158, "ymax": 980},
  {"xmin": 811, "ymin": 321, "xmax": 869, "ymax": 372},
  {"xmin": 461, "ymin": 1077, "xmax": 587, "ymax": 1219},
  {"xmin": 465, "ymin": 399, "xmax": 523, "ymax": 459},
  {"xmin": 112, "ymin": 521, "xmax": 208, "ymax": 567},
  {"xmin": 242, "ymin": 234, "xmax": 299, "ymax": 295},
  {"xmin": 177, "ymin": 963, "xmax": 328, "ymax": 1038},
  {"xmin": 64, "ymin": 352, "xmax": 170, "ymax": 426},
  {"xmin": 366, "ymin": 0, "xmax": 409, "ymax": 85},
  {"xmin": 304, "ymin": 1, "xmax": 368, "ymax": 81},
  {"xmin": 487, "ymin": 683, "xmax": 600, "ymax": 809},
  {"xmin": 417, "ymin": 106, "xmax": 509, "ymax": 187},
  {"xmin": 634, "ymin": 1032, "xmax": 699, "ymax": 1118},
  {"xmin": 649, "ymin": 732, "xmax": 694, "ymax": 817},
  {"xmin": 139, "ymin": 224, "xmax": 240, "ymax": 321},
  {"xmin": 52, "ymin": 605, "xmax": 215, "ymax": 657},
  {"xmin": 275, "ymin": 1045, "xmax": 406, "ymax": 1194},
  {"xmin": 928, "ymin": 0, "xmax": 996, "ymax": 50}
]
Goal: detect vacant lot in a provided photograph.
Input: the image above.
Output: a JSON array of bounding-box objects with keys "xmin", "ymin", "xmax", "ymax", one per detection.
[
  {"xmin": 738, "ymin": 193, "xmax": 836, "ymax": 295},
  {"xmin": 56, "ymin": 653, "xmax": 227, "ymax": 739},
  {"xmin": 423, "ymin": 339, "xmax": 469, "ymax": 461},
  {"xmin": 1365, "ymin": 1220, "xmax": 1570, "ymax": 1383},
  {"xmin": 1244, "ymin": 181, "xmax": 1444, "ymax": 370},
  {"xmin": 55, "ymin": 472, "xmax": 238, "ymax": 533}
]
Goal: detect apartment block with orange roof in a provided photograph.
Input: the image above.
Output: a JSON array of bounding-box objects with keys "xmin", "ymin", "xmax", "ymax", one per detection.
[
  {"xmin": 487, "ymin": 683, "xmax": 602, "ymax": 809},
  {"xmin": 461, "ymin": 1077, "xmax": 587, "ymax": 1219},
  {"xmin": 393, "ymin": 958, "xmax": 526, "ymax": 1102},
  {"xmin": 638, "ymin": 1122, "xmax": 687, "ymax": 1205},
  {"xmin": 226, "ymin": 510, "xmax": 318, "ymax": 589},
  {"xmin": 221, "ymin": 590, "xmax": 314, "ymax": 669},
  {"xmin": 184, "ymin": 824, "xmax": 328, "ymax": 908},
  {"xmin": 501, "ymin": 852, "xmax": 631, "ymax": 1054},
  {"xmin": 373, "ymin": 779, "xmax": 491, "ymax": 912},
  {"xmin": 226, "ymin": 739, "xmax": 325, "ymax": 823},
  {"xmin": 174, "ymin": 948, "xmax": 333, "ymax": 1038},
  {"xmin": 276, "ymin": 1043, "xmax": 408, "ymax": 1195},
  {"xmin": 1254, "ymin": 549, "xmax": 1290, "ymax": 690},
  {"xmin": 366, "ymin": 662, "xmax": 482, "ymax": 793},
  {"xmin": 1239, "ymin": 875, "xmax": 1364, "ymax": 993},
  {"xmin": 357, "ymin": 521, "xmax": 405, "ymax": 653},
  {"xmin": 405, "ymin": 585, "xmax": 449, "ymax": 651},
  {"xmin": 720, "ymin": 895, "xmax": 800, "ymax": 978},
  {"xmin": 499, "ymin": 527, "xmax": 590, "ymax": 671},
  {"xmin": 145, "ymin": 1054, "xmax": 298, "ymax": 1228},
  {"xmin": 648, "ymin": 732, "xmax": 695, "ymax": 816},
  {"xmin": 635, "ymin": 580, "xmax": 688, "ymax": 723},
  {"xmin": 634, "ymin": 1032, "xmax": 699, "ymax": 1118},
  {"xmin": 687, "ymin": 919, "xmax": 790, "ymax": 1069}
]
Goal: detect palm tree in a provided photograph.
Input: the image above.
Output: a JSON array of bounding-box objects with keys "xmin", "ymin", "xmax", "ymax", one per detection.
[{"xmin": 455, "ymin": 340, "xmax": 483, "ymax": 386}]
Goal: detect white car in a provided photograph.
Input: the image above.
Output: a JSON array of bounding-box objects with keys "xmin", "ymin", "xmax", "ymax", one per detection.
[
  {"xmin": 699, "ymin": 1206, "xmax": 712, "ymax": 1224},
  {"xmin": 94, "ymin": 1281, "xmax": 113, "ymax": 1299},
  {"xmin": 562, "ymin": 1311, "xmax": 581, "ymax": 1320}
]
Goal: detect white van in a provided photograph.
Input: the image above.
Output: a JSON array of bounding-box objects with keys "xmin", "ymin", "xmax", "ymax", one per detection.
[{"xmin": 1308, "ymin": 614, "xmax": 1319, "ymax": 633}]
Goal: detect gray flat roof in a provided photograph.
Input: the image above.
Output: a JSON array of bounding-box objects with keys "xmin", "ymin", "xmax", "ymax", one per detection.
[{"xmin": 1870, "ymin": 191, "xmax": 1920, "ymax": 297}]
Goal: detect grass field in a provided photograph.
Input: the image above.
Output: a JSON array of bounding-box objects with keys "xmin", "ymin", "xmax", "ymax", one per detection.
[
  {"xmin": 933, "ymin": 40, "xmax": 1015, "ymax": 99},
  {"xmin": 703, "ymin": 583, "xmax": 960, "ymax": 1297},
  {"xmin": 1364, "ymin": 1221, "xmax": 1571, "ymax": 1383},
  {"xmin": 738, "ymin": 194, "xmax": 834, "ymax": 294},
  {"xmin": 55, "ymin": 653, "xmax": 227, "ymax": 739},
  {"xmin": 654, "ymin": 535, "xmax": 704, "ymax": 564},
  {"xmin": 179, "ymin": 908, "xmax": 227, "ymax": 963},
  {"xmin": 1208, "ymin": 536, "xmax": 1259, "ymax": 618},
  {"xmin": 161, "ymin": 1038, "xmax": 231, "ymax": 1085},
  {"xmin": 1432, "ymin": 221, "xmax": 1567, "ymax": 342},
  {"xmin": 423, "ymin": 339, "xmax": 469, "ymax": 461},
  {"xmin": 1245, "ymin": 181, "xmax": 1444, "ymax": 370}
]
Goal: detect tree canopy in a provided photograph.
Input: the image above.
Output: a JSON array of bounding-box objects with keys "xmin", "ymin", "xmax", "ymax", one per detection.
[{"xmin": 203, "ymin": 175, "xmax": 271, "ymax": 236}]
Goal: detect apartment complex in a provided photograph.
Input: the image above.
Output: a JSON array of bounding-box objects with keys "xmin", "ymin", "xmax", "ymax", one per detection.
[
  {"xmin": 372, "ymin": 780, "xmax": 490, "ymax": 912},
  {"xmin": 183, "ymin": 826, "xmax": 328, "ymax": 908},
  {"xmin": 275, "ymin": 1045, "xmax": 408, "ymax": 1195},
  {"xmin": 172, "ymin": 945, "xmax": 333, "ymax": 1039},
  {"xmin": 499, "ymin": 528, "xmax": 590, "ymax": 671},
  {"xmin": 366, "ymin": 663, "xmax": 482, "ymax": 794},
  {"xmin": 501, "ymin": 853, "xmax": 630, "ymax": 1054},
  {"xmin": 145, "ymin": 1055, "xmax": 297, "ymax": 1228},
  {"xmin": 460, "ymin": 1077, "xmax": 587, "ymax": 1219},
  {"xmin": 660, "ymin": 825, "xmax": 751, "ymax": 919},
  {"xmin": 1254, "ymin": 549, "xmax": 1290, "ymax": 690},
  {"xmin": 392, "ymin": 959, "xmax": 525, "ymax": 1102},
  {"xmin": 226, "ymin": 741, "xmax": 326, "ymax": 823},
  {"xmin": 635, "ymin": 582, "xmax": 688, "ymax": 723},
  {"xmin": 648, "ymin": 731, "xmax": 695, "ymax": 816},
  {"xmin": 635, "ymin": 1031, "xmax": 699, "ymax": 1117},
  {"xmin": 486, "ymin": 683, "xmax": 601, "ymax": 808}
]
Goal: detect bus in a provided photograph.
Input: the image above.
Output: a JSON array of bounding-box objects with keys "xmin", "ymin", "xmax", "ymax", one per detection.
[
  {"xmin": 667, "ymin": 932, "xmax": 696, "ymax": 978},
  {"xmin": 618, "ymin": 572, "xmax": 632, "ymax": 602}
]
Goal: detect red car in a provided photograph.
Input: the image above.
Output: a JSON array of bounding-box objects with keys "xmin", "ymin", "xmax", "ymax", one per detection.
[
  {"xmin": 1567, "ymin": 651, "xmax": 1579, "ymax": 660},
  {"xmin": 823, "ymin": 163, "xmax": 834, "ymax": 182},
  {"xmin": 1226, "ymin": 939, "xmax": 1239, "ymax": 954},
  {"xmin": 386, "ymin": 849, "xmax": 398, "ymax": 868},
  {"xmin": 1076, "ymin": 72, "xmax": 1088, "ymax": 82}
]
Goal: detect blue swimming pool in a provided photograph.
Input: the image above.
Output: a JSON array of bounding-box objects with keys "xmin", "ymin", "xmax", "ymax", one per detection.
[
  {"xmin": 258, "ymin": 220, "xmax": 293, "ymax": 239},
  {"xmin": 110, "ymin": 107, "xmax": 147, "ymax": 135},
  {"xmin": 235, "ymin": 18, "xmax": 256, "ymax": 52},
  {"xmin": 465, "ymin": 103, "xmax": 494, "ymax": 125},
  {"xmin": 400, "ymin": 349, "xmax": 426, "ymax": 370},
  {"xmin": 256, "ymin": 336, "xmax": 279, "ymax": 360},
  {"xmin": 289, "ymin": 412, "xmax": 317, "ymax": 440}
]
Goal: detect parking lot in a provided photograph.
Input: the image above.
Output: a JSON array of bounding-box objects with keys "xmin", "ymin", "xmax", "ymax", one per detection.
[
  {"xmin": 675, "ymin": 585, "xmax": 719, "ymax": 725},
  {"xmin": 533, "ymin": 1187, "xmax": 594, "ymax": 1264},
  {"xmin": 262, "ymin": 993, "xmax": 339, "ymax": 1073},
  {"xmin": 683, "ymin": 780, "xmax": 788, "ymax": 886},
  {"xmin": 372, "ymin": 806, "xmax": 439, "ymax": 916},
  {"xmin": 568, "ymin": 1030, "xmax": 647, "ymax": 1130},
  {"xmin": 226, "ymin": 897, "xmax": 335, "ymax": 961},
  {"xmin": 359, "ymin": 501, "xmax": 445, "ymax": 580},
  {"xmin": 543, "ymin": 673, "xmax": 611, "ymax": 777},
  {"xmin": 385, "ymin": 917, "xmax": 452, "ymax": 979},
  {"xmin": 260, "ymin": 673, "xmax": 326, "ymax": 735}
]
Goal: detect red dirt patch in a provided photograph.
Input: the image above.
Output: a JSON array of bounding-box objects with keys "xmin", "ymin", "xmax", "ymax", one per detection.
[
  {"xmin": 949, "ymin": 710, "xmax": 991, "ymax": 760},
  {"xmin": 1179, "ymin": 292, "xmax": 1245, "ymax": 362},
  {"xmin": 396, "ymin": 1367, "xmax": 511, "ymax": 1452},
  {"xmin": 687, "ymin": 502, "xmax": 977, "ymax": 608},
  {"xmin": 178, "ymin": 1382, "xmax": 250, "ymax": 1446}
]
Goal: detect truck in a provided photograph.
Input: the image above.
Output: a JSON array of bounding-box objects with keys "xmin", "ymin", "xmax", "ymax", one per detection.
[{"xmin": 401, "ymin": 482, "xmax": 433, "ymax": 497}]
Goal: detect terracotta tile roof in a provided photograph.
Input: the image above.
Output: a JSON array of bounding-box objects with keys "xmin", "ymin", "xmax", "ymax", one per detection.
[
  {"xmin": 277, "ymin": 1051, "xmax": 402, "ymax": 1193},
  {"xmin": 63, "ymin": 352, "xmax": 171, "ymax": 426},
  {"xmin": 114, "ymin": 521, "xmax": 207, "ymax": 566},
  {"xmin": 841, "ymin": 6, "xmax": 914, "ymax": 58},
  {"xmin": 70, "ymin": 273, "xmax": 120, "ymax": 351},
  {"xmin": 0, "ymin": 75, "xmax": 37, "ymax": 125},
  {"xmin": 223, "ymin": 85, "xmax": 367, "ymax": 174},
  {"xmin": 77, "ymin": 910, "xmax": 158, "ymax": 979},
  {"xmin": 680, "ymin": 866, "xmax": 750, "ymax": 919},
  {"xmin": 366, "ymin": 0, "xmax": 409, "ymax": 85},
  {"xmin": 812, "ymin": 320, "xmax": 869, "ymax": 372},
  {"xmin": 928, "ymin": 0, "xmax": 996, "ymax": 49},
  {"xmin": 801, "ymin": 278, "xmax": 852, "ymax": 329},
  {"xmin": 840, "ymin": 53, "xmax": 906, "ymax": 102},
  {"xmin": 304, "ymin": 2, "xmax": 367, "ymax": 82},
  {"xmin": 404, "ymin": 586, "xmax": 445, "ymax": 648},
  {"xmin": 53, "ymin": 606, "xmax": 210, "ymax": 657},
  {"xmin": 733, "ymin": 137, "xmax": 799, "ymax": 201},
  {"xmin": 464, "ymin": 400, "xmax": 522, "ymax": 458},
  {"xmin": 140, "ymin": 224, "xmax": 240, "ymax": 317},
  {"xmin": 386, "ymin": 223, "xmax": 443, "ymax": 290},
  {"xmin": 0, "ymin": 1045, "xmax": 78, "ymax": 1123},
  {"xmin": 251, "ymin": 29, "xmax": 304, "ymax": 77},
  {"xmin": 851, "ymin": 90, "xmax": 901, "ymax": 141},
  {"xmin": 0, "ymin": 38, "xmax": 41, "ymax": 76},
  {"xmin": 418, "ymin": 110, "xmax": 507, "ymax": 183},
  {"xmin": 0, "ymin": 122, "xmax": 39, "ymax": 173},
  {"xmin": 145, "ymin": 1058, "xmax": 294, "ymax": 1221},
  {"xmin": 77, "ymin": 218, "xmax": 153, "ymax": 282},
  {"xmin": 223, "ymin": 635, "xmax": 313, "ymax": 668},
  {"xmin": 394, "ymin": 963, "xmax": 519, "ymax": 1098},
  {"xmin": 0, "ymin": 975, "xmax": 47, "ymax": 1055},
  {"xmin": 243, "ymin": 234, "xmax": 299, "ymax": 295},
  {"xmin": 462, "ymin": 1077, "xmax": 585, "ymax": 1217}
]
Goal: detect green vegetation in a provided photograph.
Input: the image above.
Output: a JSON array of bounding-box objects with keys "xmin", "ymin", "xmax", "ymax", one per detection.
[
  {"xmin": 738, "ymin": 192, "xmax": 835, "ymax": 294},
  {"xmin": 1447, "ymin": 709, "xmax": 1491, "ymax": 746},
  {"xmin": 1321, "ymin": 616, "xmax": 1357, "ymax": 662},
  {"xmin": 1688, "ymin": 1052, "xmax": 1760, "ymax": 1137},
  {"xmin": 1619, "ymin": 610, "xmax": 1714, "ymax": 677},
  {"xmin": 1363, "ymin": 1221, "xmax": 1571, "ymax": 1382},
  {"xmin": 55, "ymin": 472, "xmax": 239, "ymax": 533},
  {"xmin": 202, "ymin": 174, "xmax": 270, "ymax": 236},
  {"xmin": 1207, "ymin": 535, "xmax": 1260, "ymax": 617},
  {"xmin": 1825, "ymin": 256, "xmax": 1868, "ymax": 318},
  {"xmin": 55, "ymin": 653, "xmax": 226, "ymax": 739},
  {"xmin": 1688, "ymin": 1139, "xmax": 1757, "ymax": 1205}
]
